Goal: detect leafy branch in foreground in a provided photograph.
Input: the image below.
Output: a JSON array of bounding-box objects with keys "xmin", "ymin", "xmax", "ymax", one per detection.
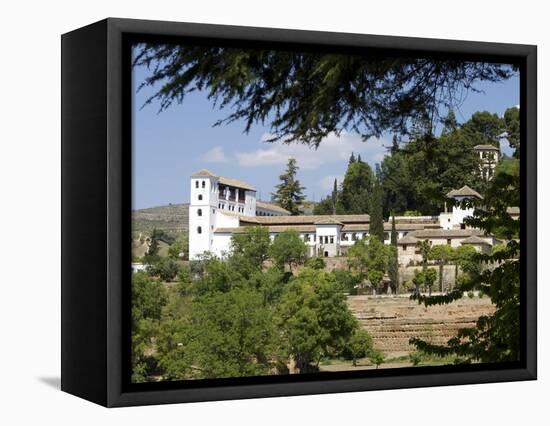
[
  {"xmin": 410, "ymin": 160, "xmax": 520, "ymax": 363},
  {"xmin": 134, "ymin": 44, "xmax": 515, "ymax": 145}
]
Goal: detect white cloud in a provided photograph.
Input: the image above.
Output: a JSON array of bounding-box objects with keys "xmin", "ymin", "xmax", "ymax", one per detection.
[
  {"xmin": 320, "ymin": 175, "xmax": 344, "ymax": 191},
  {"xmin": 235, "ymin": 131, "xmax": 389, "ymax": 170},
  {"xmin": 202, "ymin": 146, "xmax": 229, "ymax": 163}
]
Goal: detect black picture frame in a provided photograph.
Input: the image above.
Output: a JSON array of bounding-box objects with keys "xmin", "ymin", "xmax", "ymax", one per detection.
[{"xmin": 61, "ymin": 17, "xmax": 537, "ymax": 407}]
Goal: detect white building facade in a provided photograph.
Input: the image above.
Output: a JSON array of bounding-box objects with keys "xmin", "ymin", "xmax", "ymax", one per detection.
[
  {"xmin": 188, "ymin": 170, "xmax": 510, "ymax": 264},
  {"xmin": 188, "ymin": 170, "xmax": 290, "ymax": 260}
]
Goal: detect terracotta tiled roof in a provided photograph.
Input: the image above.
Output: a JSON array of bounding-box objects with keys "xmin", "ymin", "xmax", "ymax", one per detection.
[
  {"xmin": 397, "ymin": 235, "xmax": 420, "ymax": 245},
  {"xmin": 393, "ymin": 216, "xmax": 440, "ymax": 224},
  {"xmin": 215, "ymin": 225, "xmax": 316, "ymax": 234},
  {"xmin": 190, "ymin": 169, "xmax": 256, "ymax": 191},
  {"xmin": 460, "ymin": 235, "xmax": 491, "ymax": 245},
  {"xmin": 446, "ymin": 185, "xmax": 482, "ymax": 199},
  {"xmin": 218, "ymin": 176, "xmax": 256, "ymax": 191},
  {"xmin": 410, "ymin": 228, "xmax": 484, "ymax": 238},
  {"xmin": 473, "ymin": 144, "xmax": 500, "ymax": 151},
  {"xmin": 256, "ymin": 201, "xmax": 291, "ymax": 214},
  {"xmin": 191, "ymin": 169, "xmax": 216, "ymax": 177},
  {"xmin": 314, "ymin": 217, "xmax": 344, "ymax": 225},
  {"xmin": 218, "ymin": 211, "xmax": 259, "ymax": 222},
  {"xmin": 340, "ymin": 223, "xmax": 438, "ymax": 232},
  {"xmin": 240, "ymin": 214, "xmax": 370, "ymax": 225}
]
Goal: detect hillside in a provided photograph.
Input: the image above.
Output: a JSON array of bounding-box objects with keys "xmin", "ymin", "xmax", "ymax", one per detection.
[
  {"xmin": 132, "ymin": 200, "xmax": 318, "ymax": 238},
  {"xmin": 132, "ymin": 203, "xmax": 189, "ymax": 238}
]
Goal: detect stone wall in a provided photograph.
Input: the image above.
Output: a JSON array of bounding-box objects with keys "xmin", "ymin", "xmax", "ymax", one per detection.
[
  {"xmin": 347, "ymin": 295, "xmax": 495, "ymax": 356},
  {"xmin": 399, "ymin": 265, "xmax": 458, "ymax": 292}
]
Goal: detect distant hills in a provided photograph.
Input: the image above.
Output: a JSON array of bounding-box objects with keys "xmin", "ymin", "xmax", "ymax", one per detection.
[
  {"xmin": 132, "ymin": 203, "xmax": 189, "ymax": 238},
  {"xmin": 132, "ymin": 200, "xmax": 318, "ymax": 237}
]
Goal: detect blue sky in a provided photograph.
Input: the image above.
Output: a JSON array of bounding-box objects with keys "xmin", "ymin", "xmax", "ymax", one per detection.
[{"xmin": 132, "ymin": 51, "xmax": 519, "ymax": 210}]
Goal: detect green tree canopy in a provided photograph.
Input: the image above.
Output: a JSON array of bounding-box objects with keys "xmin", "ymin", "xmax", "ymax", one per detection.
[
  {"xmin": 269, "ymin": 229, "xmax": 308, "ymax": 272},
  {"xmin": 339, "ymin": 154, "xmax": 374, "ymax": 214},
  {"xmin": 134, "ymin": 45, "xmax": 514, "ymax": 145},
  {"xmin": 412, "ymin": 268, "xmax": 437, "ymax": 295},
  {"xmin": 380, "ymin": 124, "xmax": 481, "ymax": 215},
  {"xmin": 429, "ymin": 244, "xmax": 455, "ymax": 292},
  {"xmin": 461, "ymin": 111, "xmax": 504, "ymax": 147},
  {"xmin": 410, "ymin": 161, "xmax": 521, "ymax": 363},
  {"xmin": 131, "ymin": 272, "xmax": 168, "ymax": 382},
  {"xmin": 366, "ymin": 237, "xmax": 390, "ymax": 290},
  {"xmin": 277, "ymin": 268, "xmax": 358, "ymax": 372},
  {"xmin": 345, "ymin": 329, "xmax": 374, "ymax": 366},
  {"xmin": 230, "ymin": 225, "xmax": 271, "ymax": 269},
  {"xmin": 147, "ymin": 257, "xmax": 180, "ymax": 282},
  {"xmin": 503, "ymin": 106, "xmax": 520, "ymax": 158},
  {"xmin": 347, "ymin": 237, "xmax": 389, "ymax": 292},
  {"xmin": 158, "ymin": 288, "xmax": 278, "ymax": 379},
  {"xmin": 193, "ymin": 255, "xmax": 247, "ymax": 295},
  {"xmin": 167, "ymin": 233, "xmax": 189, "ymax": 260},
  {"xmin": 346, "ymin": 239, "xmax": 369, "ymax": 277},
  {"xmin": 369, "ymin": 178, "xmax": 385, "ymax": 242}
]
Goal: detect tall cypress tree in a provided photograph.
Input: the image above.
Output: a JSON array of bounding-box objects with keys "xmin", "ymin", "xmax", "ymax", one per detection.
[
  {"xmin": 369, "ymin": 179, "xmax": 385, "ymax": 242},
  {"xmin": 271, "ymin": 158, "xmax": 306, "ymax": 215},
  {"xmin": 390, "ymin": 215, "xmax": 398, "ymax": 245},
  {"xmin": 331, "ymin": 178, "xmax": 338, "ymax": 215},
  {"xmin": 388, "ymin": 215, "xmax": 399, "ymax": 293}
]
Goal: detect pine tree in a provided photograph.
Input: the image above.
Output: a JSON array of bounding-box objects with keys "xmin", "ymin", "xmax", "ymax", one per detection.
[
  {"xmin": 369, "ymin": 179, "xmax": 385, "ymax": 242},
  {"xmin": 388, "ymin": 215, "xmax": 399, "ymax": 294},
  {"xmin": 136, "ymin": 45, "xmax": 513, "ymax": 146},
  {"xmin": 271, "ymin": 158, "xmax": 306, "ymax": 215}
]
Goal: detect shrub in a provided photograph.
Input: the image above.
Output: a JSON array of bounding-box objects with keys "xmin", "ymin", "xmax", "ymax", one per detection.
[
  {"xmin": 305, "ymin": 256, "xmax": 326, "ymax": 270},
  {"xmin": 147, "ymin": 258, "xmax": 180, "ymax": 281}
]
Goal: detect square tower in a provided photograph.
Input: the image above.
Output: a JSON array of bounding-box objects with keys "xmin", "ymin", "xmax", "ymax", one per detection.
[{"xmin": 189, "ymin": 170, "xmax": 219, "ymax": 260}]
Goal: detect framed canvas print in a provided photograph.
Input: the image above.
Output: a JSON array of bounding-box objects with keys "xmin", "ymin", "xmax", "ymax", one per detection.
[{"xmin": 61, "ymin": 18, "xmax": 537, "ymax": 407}]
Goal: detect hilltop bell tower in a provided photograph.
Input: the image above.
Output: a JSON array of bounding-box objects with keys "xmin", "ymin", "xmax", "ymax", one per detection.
[{"xmin": 188, "ymin": 170, "xmax": 219, "ymax": 260}]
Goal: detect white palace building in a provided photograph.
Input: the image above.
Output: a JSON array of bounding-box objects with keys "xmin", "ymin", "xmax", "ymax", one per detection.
[{"xmin": 188, "ymin": 165, "xmax": 518, "ymax": 265}]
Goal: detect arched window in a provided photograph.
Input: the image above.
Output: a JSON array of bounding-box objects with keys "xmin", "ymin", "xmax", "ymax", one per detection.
[
  {"xmin": 198, "ymin": 194, "xmax": 203, "ymax": 201},
  {"xmin": 195, "ymin": 181, "xmax": 199, "ymax": 188},
  {"xmin": 197, "ymin": 208, "xmax": 202, "ymax": 216},
  {"xmin": 197, "ymin": 226, "xmax": 202, "ymax": 234},
  {"xmin": 202, "ymin": 180, "xmax": 206, "ymax": 188}
]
